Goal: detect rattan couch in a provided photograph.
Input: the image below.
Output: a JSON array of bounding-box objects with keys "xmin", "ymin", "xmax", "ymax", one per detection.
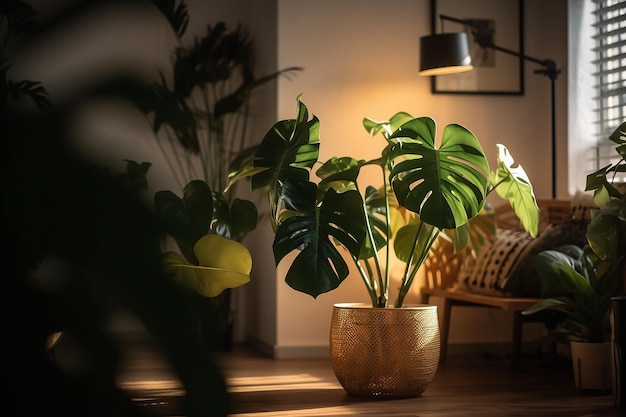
[{"xmin": 421, "ymin": 199, "xmax": 574, "ymax": 370}]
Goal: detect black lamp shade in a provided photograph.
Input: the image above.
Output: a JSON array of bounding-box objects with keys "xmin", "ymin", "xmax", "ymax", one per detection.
[{"xmin": 419, "ymin": 32, "xmax": 473, "ymax": 76}]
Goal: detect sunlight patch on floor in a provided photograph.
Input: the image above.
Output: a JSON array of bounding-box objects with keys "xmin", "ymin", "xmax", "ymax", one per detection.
[
  {"xmin": 227, "ymin": 373, "xmax": 341, "ymax": 393},
  {"xmin": 229, "ymin": 406, "xmax": 358, "ymax": 417},
  {"xmin": 118, "ymin": 378, "xmax": 186, "ymax": 398}
]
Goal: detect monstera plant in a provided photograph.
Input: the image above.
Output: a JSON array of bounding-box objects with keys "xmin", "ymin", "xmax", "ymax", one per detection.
[{"xmin": 236, "ymin": 96, "xmax": 539, "ymax": 308}]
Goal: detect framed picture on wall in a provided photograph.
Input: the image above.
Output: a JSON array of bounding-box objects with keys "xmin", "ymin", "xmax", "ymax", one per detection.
[{"xmin": 430, "ymin": 0, "xmax": 524, "ymax": 95}]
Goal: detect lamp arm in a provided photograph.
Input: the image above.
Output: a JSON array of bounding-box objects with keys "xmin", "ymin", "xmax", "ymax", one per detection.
[
  {"xmin": 439, "ymin": 13, "xmax": 560, "ymax": 197},
  {"xmin": 484, "ymin": 43, "xmax": 560, "ymax": 82},
  {"xmin": 439, "ymin": 14, "xmax": 560, "ymax": 81}
]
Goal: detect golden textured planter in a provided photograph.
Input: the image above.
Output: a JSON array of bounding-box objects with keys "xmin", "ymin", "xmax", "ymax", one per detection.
[{"xmin": 329, "ymin": 303, "xmax": 440, "ymax": 399}]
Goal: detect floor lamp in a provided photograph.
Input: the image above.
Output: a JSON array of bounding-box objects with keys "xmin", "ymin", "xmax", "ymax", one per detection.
[{"xmin": 419, "ymin": 14, "xmax": 561, "ymax": 199}]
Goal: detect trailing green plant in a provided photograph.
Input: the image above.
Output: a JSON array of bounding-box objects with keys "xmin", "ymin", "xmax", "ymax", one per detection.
[{"xmin": 237, "ymin": 96, "xmax": 539, "ymax": 308}]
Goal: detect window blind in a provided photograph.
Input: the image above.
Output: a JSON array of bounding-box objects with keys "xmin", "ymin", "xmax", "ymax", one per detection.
[{"xmin": 592, "ymin": 0, "xmax": 626, "ymax": 172}]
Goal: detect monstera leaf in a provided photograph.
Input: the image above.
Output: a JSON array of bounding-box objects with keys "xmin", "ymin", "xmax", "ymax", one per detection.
[
  {"xmin": 252, "ymin": 96, "xmax": 320, "ymax": 229},
  {"xmin": 491, "ymin": 144, "xmax": 539, "ymax": 237},
  {"xmin": 163, "ymin": 234, "xmax": 252, "ymax": 297},
  {"xmin": 389, "ymin": 117, "xmax": 489, "ymax": 230},
  {"xmin": 272, "ymin": 180, "xmax": 366, "ymax": 298},
  {"xmin": 363, "ymin": 112, "xmax": 414, "ymax": 139}
]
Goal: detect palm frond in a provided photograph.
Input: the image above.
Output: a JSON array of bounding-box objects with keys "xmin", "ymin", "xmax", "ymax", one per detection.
[{"xmin": 0, "ymin": 0, "xmax": 39, "ymax": 38}]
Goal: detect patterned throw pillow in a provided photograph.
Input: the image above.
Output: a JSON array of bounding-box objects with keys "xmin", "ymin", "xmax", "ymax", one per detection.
[
  {"xmin": 455, "ymin": 196, "xmax": 594, "ymax": 297},
  {"xmin": 456, "ymin": 229, "xmax": 537, "ymax": 296},
  {"xmin": 502, "ymin": 218, "xmax": 589, "ymax": 297}
]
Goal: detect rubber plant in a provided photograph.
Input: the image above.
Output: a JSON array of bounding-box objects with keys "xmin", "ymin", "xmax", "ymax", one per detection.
[{"xmin": 236, "ymin": 96, "xmax": 539, "ymax": 308}]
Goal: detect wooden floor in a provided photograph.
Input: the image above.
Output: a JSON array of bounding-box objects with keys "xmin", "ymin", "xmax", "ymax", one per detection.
[{"xmin": 100, "ymin": 340, "xmax": 624, "ymax": 417}]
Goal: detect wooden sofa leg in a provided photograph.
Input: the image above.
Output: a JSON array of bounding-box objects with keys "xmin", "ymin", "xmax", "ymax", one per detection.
[
  {"xmin": 512, "ymin": 311, "xmax": 523, "ymax": 371},
  {"xmin": 439, "ymin": 298, "xmax": 452, "ymax": 366}
]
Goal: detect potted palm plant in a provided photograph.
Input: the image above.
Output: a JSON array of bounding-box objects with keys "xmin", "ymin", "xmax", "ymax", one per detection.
[
  {"xmin": 123, "ymin": 0, "xmax": 301, "ymax": 350},
  {"xmin": 236, "ymin": 95, "xmax": 539, "ymax": 398}
]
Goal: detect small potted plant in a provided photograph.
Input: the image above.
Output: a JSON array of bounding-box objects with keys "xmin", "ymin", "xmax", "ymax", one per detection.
[
  {"xmin": 236, "ymin": 95, "xmax": 539, "ymax": 398},
  {"xmin": 523, "ymin": 121, "xmax": 626, "ymax": 390},
  {"xmin": 522, "ymin": 245, "xmax": 622, "ymax": 389}
]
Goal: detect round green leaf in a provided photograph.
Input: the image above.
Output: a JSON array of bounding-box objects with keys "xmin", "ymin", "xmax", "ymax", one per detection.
[{"xmin": 163, "ymin": 234, "xmax": 252, "ymax": 297}]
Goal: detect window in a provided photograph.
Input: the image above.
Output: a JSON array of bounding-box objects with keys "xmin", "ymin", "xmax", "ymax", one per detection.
[{"xmin": 592, "ymin": 0, "xmax": 626, "ymax": 171}]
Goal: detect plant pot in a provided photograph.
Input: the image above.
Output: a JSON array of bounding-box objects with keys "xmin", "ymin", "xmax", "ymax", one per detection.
[
  {"xmin": 571, "ymin": 341, "xmax": 612, "ymax": 390},
  {"xmin": 611, "ymin": 296, "xmax": 626, "ymax": 407},
  {"xmin": 329, "ymin": 303, "xmax": 440, "ymax": 399}
]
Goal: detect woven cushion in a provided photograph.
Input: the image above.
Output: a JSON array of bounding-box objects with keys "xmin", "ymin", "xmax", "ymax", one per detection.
[
  {"xmin": 501, "ymin": 218, "xmax": 589, "ymax": 297},
  {"xmin": 457, "ymin": 229, "xmax": 536, "ymax": 296}
]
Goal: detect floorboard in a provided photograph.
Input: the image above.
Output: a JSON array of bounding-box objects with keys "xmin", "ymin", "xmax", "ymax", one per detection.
[{"xmin": 101, "ymin": 341, "xmax": 623, "ymax": 416}]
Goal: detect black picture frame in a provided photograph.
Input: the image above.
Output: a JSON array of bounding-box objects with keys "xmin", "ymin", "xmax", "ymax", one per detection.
[{"xmin": 430, "ymin": 0, "xmax": 524, "ymax": 95}]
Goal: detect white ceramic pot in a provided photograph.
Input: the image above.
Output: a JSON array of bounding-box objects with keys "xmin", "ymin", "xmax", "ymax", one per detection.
[{"xmin": 570, "ymin": 341, "xmax": 612, "ymax": 390}]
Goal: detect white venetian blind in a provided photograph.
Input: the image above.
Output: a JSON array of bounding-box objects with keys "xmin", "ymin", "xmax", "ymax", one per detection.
[{"xmin": 592, "ymin": 0, "xmax": 626, "ymax": 171}]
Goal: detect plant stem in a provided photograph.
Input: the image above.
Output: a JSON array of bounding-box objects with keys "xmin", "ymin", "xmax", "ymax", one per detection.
[
  {"xmin": 352, "ymin": 254, "xmax": 377, "ymax": 306},
  {"xmin": 382, "ymin": 163, "xmax": 392, "ymax": 306},
  {"xmin": 394, "ymin": 223, "xmax": 440, "ymax": 308},
  {"xmin": 358, "ymin": 182, "xmax": 386, "ymax": 307}
]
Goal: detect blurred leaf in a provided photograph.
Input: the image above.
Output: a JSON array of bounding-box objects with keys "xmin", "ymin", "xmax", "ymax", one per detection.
[
  {"xmin": 119, "ymin": 159, "xmax": 151, "ymax": 192},
  {"xmin": 149, "ymin": 0, "xmax": 189, "ymax": 38}
]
